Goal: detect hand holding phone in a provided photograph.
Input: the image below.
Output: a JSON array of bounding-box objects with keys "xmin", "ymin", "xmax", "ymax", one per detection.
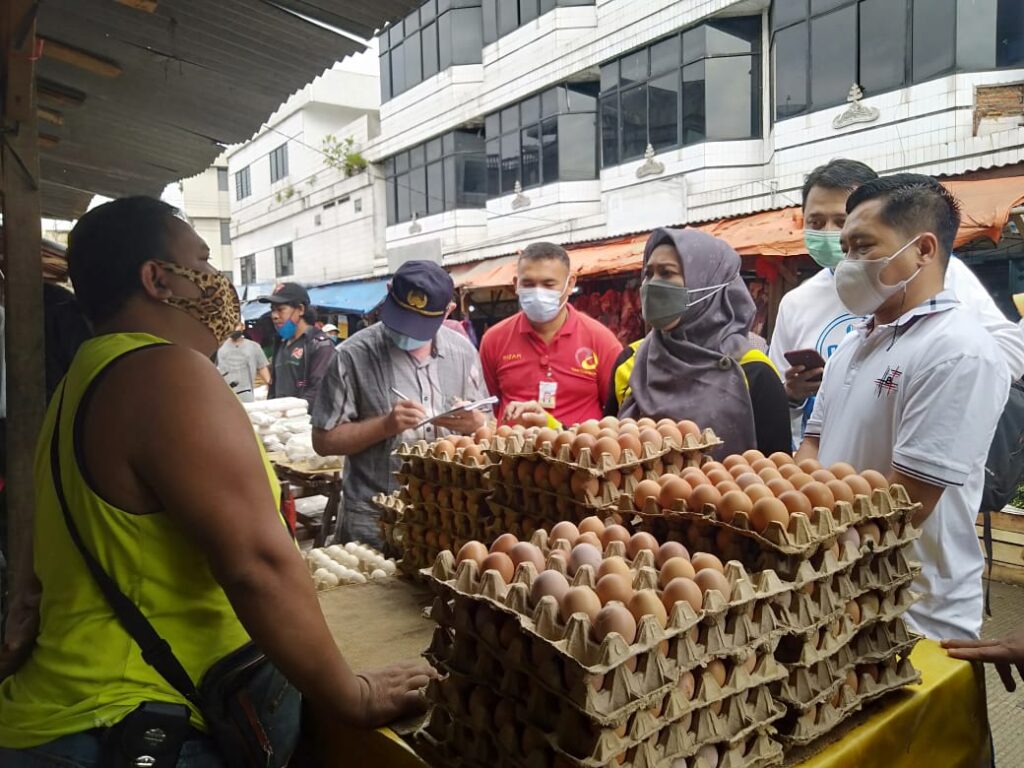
[
  {"xmin": 784, "ymin": 349, "xmax": 827, "ymax": 373},
  {"xmin": 783, "ymin": 349, "xmax": 827, "ymax": 400}
]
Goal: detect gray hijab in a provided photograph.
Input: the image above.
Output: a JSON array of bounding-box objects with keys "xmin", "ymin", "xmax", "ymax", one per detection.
[{"xmin": 620, "ymin": 228, "xmax": 756, "ymax": 457}]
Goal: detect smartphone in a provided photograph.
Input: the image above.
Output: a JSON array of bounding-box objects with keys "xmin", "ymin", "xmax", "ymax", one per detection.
[{"xmin": 784, "ymin": 349, "xmax": 826, "ymax": 382}]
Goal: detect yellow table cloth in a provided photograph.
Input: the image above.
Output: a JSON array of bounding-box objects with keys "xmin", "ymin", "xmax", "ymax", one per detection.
[{"xmin": 322, "ymin": 640, "xmax": 987, "ymax": 768}]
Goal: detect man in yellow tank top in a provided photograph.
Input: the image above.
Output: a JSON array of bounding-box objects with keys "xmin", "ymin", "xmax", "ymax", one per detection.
[{"xmin": 0, "ymin": 197, "xmax": 433, "ymax": 767}]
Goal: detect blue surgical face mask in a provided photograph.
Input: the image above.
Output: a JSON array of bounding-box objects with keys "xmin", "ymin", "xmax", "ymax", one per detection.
[
  {"xmin": 518, "ymin": 279, "xmax": 569, "ymax": 324},
  {"xmin": 384, "ymin": 325, "xmax": 429, "ymax": 351},
  {"xmin": 276, "ymin": 319, "xmax": 297, "ymax": 341}
]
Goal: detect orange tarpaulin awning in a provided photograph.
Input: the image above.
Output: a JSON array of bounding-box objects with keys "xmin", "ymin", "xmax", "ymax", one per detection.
[{"xmin": 455, "ymin": 175, "xmax": 1024, "ymax": 289}]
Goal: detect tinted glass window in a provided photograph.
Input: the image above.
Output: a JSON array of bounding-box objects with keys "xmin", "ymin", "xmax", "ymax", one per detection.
[
  {"xmin": 521, "ymin": 96, "xmax": 541, "ymax": 125},
  {"xmin": 486, "ymin": 138, "xmax": 500, "ymax": 197},
  {"xmin": 859, "ymin": 0, "xmax": 907, "ymax": 93},
  {"xmin": 705, "ymin": 17, "xmax": 760, "ymax": 56},
  {"xmin": 426, "ymin": 138, "xmax": 443, "ymax": 162},
  {"xmin": 681, "ymin": 61, "xmax": 706, "ymax": 145},
  {"xmin": 810, "ymin": 6, "xmax": 856, "ymax": 109},
  {"xmin": 649, "ymin": 71, "xmax": 679, "ymax": 150},
  {"xmin": 773, "ymin": 0, "xmax": 807, "ymax": 30},
  {"xmin": 404, "ymin": 31, "xmax": 422, "ymax": 87},
  {"xmin": 957, "ymin": 0, "xmax": 997, "ymax": 70},
  {"xmin": 380, "ymin": 52, "xmax": 392, "ymax": 100},
  {"xmin": 706, "ymin": 56, "xmax": 756, "ymax": 139},
  {"xmin": 501, "ymin": 105, "xmax": 520, "ymax": 132},
  {"xmin": 408, "ymin": 165, "xmax": 427, "ymax": 217},
  {"xmin": 600, "ymin": 63, "xmax": 618, "ymax": 93},
  {"xmin": 519, "ymin": 0, "xmax": 538, "ymax": 24},
  {"xmin": 810, "ymin": 0, "xmax": 848, "ymax": 13},
  {"xmin": 422, "ymin": 23, "xmax": 439, "ymax": 78},
  {"xmin": 498, "ymin": 0, "xmax": 517, "ymax": 36},
  {"xmin": 683, "ymin": 25, "xmax": 706, "ymax": 64},
  {"xmin": 391, "ymin": 42, "xmax": 406, "ymax": 94},
  {"xmin": 483, "ymin": 0, "xmax": 498, "ymax": 44},
  {"xmin": 620, "ymin": 50, "xmax": 648, "ymax": 87},
  {"xmin": 427, "ymin": 161, "xmax": 444, "ymax": 215},
  {"xmin": 386, "ymin": 178, "xmax": 397, "ymax": 225},
  {"xmin": 557, "ymin": 113, "xmax": 595, "ymax": 181},
  {"xmin": 459, "ymin": 154, "xmax": 488, "ymax": 206},
  {"xmin": 541, "ymin": 116, "xmax": 560, "ymax": 185},
  {"xmin": 600, "ymin": 96, "xmax": 619, "ymax": 168},
  {"xmin": 651, "ymin": 36, "xmax": 681, "ymax": 74},
  {"xmin": 913, "ymin": 0, "xmax": 956, "ymax": 80},
  {"xmin": 774, "ymin": 22, "xmax": 808, "ymax": 118},
  {"xmin": 396, "ymin": 173, "xmax": 411, "ymax": 222},
  {"xmin": 438, "ymin": 14, "xmax": 453, "ymax": 70},
  {"xmin": 997, "ymin": 0, "xmax": 1024, "ymax": 66},
  {"xmin": 450, "ymin": 8, "xmax": 483, "ymax": 65},
  {"xmin": 501, "ymin": 133, "xmax": 521, "ymax": 193},
  {"xmin": 521, "ymin": 125, "xmax": 542, "ymax": 187},
  {"xmin": 620, "ymin": 84, "xmax": 648, "ymax": 161}
]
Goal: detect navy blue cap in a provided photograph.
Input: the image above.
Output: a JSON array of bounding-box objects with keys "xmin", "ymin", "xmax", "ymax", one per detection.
[
  {"xmin": 379, "ymin": 260, "xmax": 454, "ymax": 341},
  {"xmin": 258, "ymin": 282, "xmax": 310, "ymax": 307}
]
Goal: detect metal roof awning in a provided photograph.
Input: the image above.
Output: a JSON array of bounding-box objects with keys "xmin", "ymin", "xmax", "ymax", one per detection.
[{"xmin": 309, "ymin": 276, "xmax": 389, "ymax": 314}]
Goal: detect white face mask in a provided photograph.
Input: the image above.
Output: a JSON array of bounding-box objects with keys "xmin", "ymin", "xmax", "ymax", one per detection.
[
  {"xmin": 834, "ymin": 235, "xmax": 922, "ymax": 316},
  {"xmin": 518, "ymin": 279, "xmax": 569, "ymax": 324}
]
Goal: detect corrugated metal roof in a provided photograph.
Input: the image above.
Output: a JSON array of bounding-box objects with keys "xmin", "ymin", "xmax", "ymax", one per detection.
[{"xmin": 33, "ymin": 0, "xmax": 420, "ymax": 219}]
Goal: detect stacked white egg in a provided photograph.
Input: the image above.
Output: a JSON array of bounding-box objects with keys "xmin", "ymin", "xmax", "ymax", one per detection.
[{"xmin": 306, "ymin": 542, "xmax": 398, "ymax": 590}]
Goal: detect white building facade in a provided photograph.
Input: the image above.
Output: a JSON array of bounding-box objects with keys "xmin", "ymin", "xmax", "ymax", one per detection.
[
  {"xmin": 367, "ymin": 0, "xmax": 1024, "ymax": 267},
  {"xmin": 180, "ymin": 152, "xmax": 234, "ymax": 278},
  {"xmin": 226, "ymin": 56, "xmax": 388, "ymax": 292}
]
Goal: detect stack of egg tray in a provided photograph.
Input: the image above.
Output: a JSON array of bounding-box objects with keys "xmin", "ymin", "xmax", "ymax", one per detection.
[{"xmin": 416, "ymin": 531, "xmax": 808, "ymax": 768}]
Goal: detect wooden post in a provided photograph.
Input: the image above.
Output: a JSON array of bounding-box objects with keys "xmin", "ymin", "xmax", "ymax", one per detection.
[{"xmin": 1, "ymin": 0, "xmax": 44, "ymax": 636}]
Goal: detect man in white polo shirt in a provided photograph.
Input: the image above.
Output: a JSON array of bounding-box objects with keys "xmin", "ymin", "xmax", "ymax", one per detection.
[
  {"xmin": 770, "ymin": 159, "xmax": 1024, "ymax": 443},
  {"xmin": 796, "ymin": 174, "xmax": 1010, "ymax": 641}
]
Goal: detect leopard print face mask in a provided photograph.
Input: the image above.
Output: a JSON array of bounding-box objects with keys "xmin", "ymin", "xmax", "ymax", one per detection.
[{"xmin": 155, "ymin": 260, "xmax": 240, "ymax": 343}]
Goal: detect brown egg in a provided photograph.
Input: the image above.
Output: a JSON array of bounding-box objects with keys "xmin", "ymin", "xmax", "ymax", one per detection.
[
  {"xmin": 659, "ymin": 556, "xmax": 697, "ymax": 587},
  {"xmin": 638, "ymin": 428, "xmax": 665, "ymax": 450},
  {"xmin": 767, "ymin": 477, "xmax": 796, "ymax": 496},
  {"xmin": 531, "ymin": 569, "xmax": 570, "ymax": 606},
  {"xmin": 628, "ymin": 590, "xmax": 668, "ymax": 628},
  {"xmin": 570, "ymin": 472, "xmax": 600, "ymax": 498},
  {"xmin": 718, "ymin": 490, "xmax": 753, "ymax": 523},
  {"xmin": 677, "ymin": 420, "xmax": 701, "ymax": 439},
  {"xmin": 789, "ymin": 472, "xmax": 815, "ymax": 489},
  {"xmin": 778, "ymin": 490, "xmax": 812, "ymax": 516},
  {"xmin": 568, "ymin": 543, "xmax": 604, "ymax": 575},
  {"xmin": 745, "ymin": 484, "xmax": 774, "ymax": 504},
  {"xmin": 490, "ymin": 533, "xmax": 519, "ymax": 554},
  {"xmin": 706, "ymin": 658, "xmax": 728, "ymax": 688},
  {"xmin": 517, "ymin": 460, "xmax": 536, "ymax": 486},
  {"xmin": 811, "ymin": 469, "xmax": 838, "ymax": 485},
  {"xmin": 694, "ymin": 568, "xmax": 733, "ymax": 601},
  {"xmin": 637, "ymin": 417, "xmax": 657, "ymax": 428},
  {"xmin": 704, "ymin": 468, "xmax": 733, "ymax": 486},
  {"xmin": 829, "ymin": 462, "xmax": 857, "ymax": 479},
  {"xmin": 627, "ymin": 531, "xmax": 659, "ymax": 559},
  {"xmin": 474, "ymin": 425, "xmax": 494, "ymax": 442},
  {"xmin": 689, "ymin": 484, "xmax": 722, "ymax": 511},
  {"xmin": 839, "ymin": 526, "xmax": 861, "ymax": 551},
  {"xmin": 658, "ymin": 477, "xmax": 693, "ymax": 510},
  {"xmin": 750, "ymin": 497, "xmax": 790, "ymax": 534},
  {"xmin": 633, "ymin": 479, "xmax": 663, "ymax": 509},
  {"xmin": 549, "ymin": 520, "xmax": 580, "ymax": 546},
  {"xmin": 571, "ymin": 433, "xmax": 597, "ymax": 460},
  {"xmin": 722, "ymin": 454, "xmax": 748, "ymax": 471},
  {"xmin": 729, "ymin": 463, "xmax": 754, "ymax": 480},
  {"xmin": 734, "ymin": 472, "xmax": 763, "ymax": 490},
  {"xmin": 532, "ymin": 462, "xmax": 551, "ymax": 489},
  {"xmin": 798, "ymin": 458, "xmax": 822, "ymax": 474},
  {"xmin": 845, "ymin": 600, "xmax": 862, "ymax": 625},
  {"xmin": 598, "ymin": 556, "xmax": 631, "ymax": 580},
  {"xmin": 596, "ymin": 573, "xmax": 634, "ymax": 606},
  {"xmin": 861, "ymin": 470, "xmax": 890, "ymax": 490},
  {"xmin": 456, "ymin": 540, "xmax": 489, "ymax": 568},
  {"xmin": 577, "ymin": 531, "xmax": 603, "ymax": 548},
  {"xmin": 861, "ymin": 663, "xmax": 881, "ymax": 683},
  {"xmin": 749, "ymin": 458, "xmax": 774, "ymax": 474},
  {"xmin": 844, "ymin": 474, "xmax": 872, "ymax": 497},
  {"xmin": 661, "ymin": 576, "xmax": 703, "ymax": 614},
  {"xmin": 827, "ymin": 479, "xmax": 855, "ymax": 504},
  {"xmin": 481, "ymin": 552, "xmax": 515, "ymax": 583},
  {"xmin": 715, "ymin": 480, "xmax": 742, "ymax": 496},
  {"xmin": 858, "ymin": 521, "xmax": 882, "ymax": 546},
  {"xmin": 433, "ymin": 439, "xmax": 456, "ymax": 459},
  {"xmin": 742, "ymin": 449, "xmax": 766, "ymax": 464},
  {"xmin": 770, "ymin": 451, "xmax": 796, "ymax": 467},
  {"xmin": 560, "ymin": 586, "xmax": 602, "ymax": 623},
  {"xmin": 594, "ymin": 437, "xmax": 623, "ymax": 463},
  {"xmin": 617, "ymin": 432, "xmax": 642, "ymax": 458},
  {"xmin": 594, "ymin": 603, "xmax": 638, "ymax": 644},
  {"xmin": 678, "ymin": 670, "xmax": 696, "ymax": 700},
  {"xmin": 597, "ymin": 428, "xmax": 618, "ymax": 441},
  {"xmin": 552, "ymin": 431, "xmax": 575, "ymax": 455},
  {"xmin": 802, "ymin": 481, "xmax": 836, "ymax": 510},
  {"xmin": 757, "ymin": 467, "xmax": 784, "ymax": 483},
  {"xmin": 779, "ymin": 463, "xmax": 803, "ymax": 480},
  {"xmin": 509, "ymin": 542, "xmax": 546, "ymax": 573},
  {"xmin": 656, "ymin": 540, "xmax": 690, "ymax": 566},
  {"xmin": 495, "ymin": 425, "xmax": 515, "ymax": 438},
  {"xmin": 691, "ymin": 552, "xmax": 725, "ymax": 573},
  {"xmin": 601, "ymin": 524, "xmax": 631, "ymax": 548},
  {"xmin": 578, "ymin": 516, "xmax": 605, "ymax": 536},
  {"xmin": 682, "ymin": 467, "xmax": 710, "ymax": 487},
  {"xmin": 657, "ymin": 423, "xmax": 683, "ymax": 447},
  {"xmin": 845, "ymin": 669, "xmax": 859, "ymax": 694}
]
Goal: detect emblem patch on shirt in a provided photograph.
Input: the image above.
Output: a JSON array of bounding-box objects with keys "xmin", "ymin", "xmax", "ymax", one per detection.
[
  {"xmin": 576, "ymin": 347, "xmax": 598, "ymax": 371},
  {"xmin": 874, "ymin": 366, "xmax": 902, "ymax": 398},
  {"xmin": 291, "ymin": 346, "xmax": 305, "ymax": 361}
]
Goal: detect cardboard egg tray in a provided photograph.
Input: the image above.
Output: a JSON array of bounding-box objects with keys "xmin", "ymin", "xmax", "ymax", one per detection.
[
  {"xmin": 481, "ymin": 504, "xmax": 625, "ymax": 545},
  {"xmin": 396, "ymin": 440, "xmax": 494, "ymax": 481},
  {"xmin": 400, "ymin": 477, "xmax": 493, "ymax": 512},
  {"xmin": 775, "ymin": 647, "xmax": 921, "ymax": 747},
  {"xmin": 486, "ymin": 428, "xmax": 722, "ymax": 478},
  {"xmin": 420, "ymin": 662, "xmax": 787, "ymax": 768},
  {"xmin": 423, "ymin": 540, "xmax": 796, "ymax": 721},
  {"xmin": 633, "ymin": 485, "xmax": 920, "ymax": 562}
]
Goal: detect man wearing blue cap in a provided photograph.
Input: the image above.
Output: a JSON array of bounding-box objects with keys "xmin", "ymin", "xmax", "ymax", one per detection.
[{"xmin": 311, "ymin": 260, "xmax": 490, "ymax": 546}]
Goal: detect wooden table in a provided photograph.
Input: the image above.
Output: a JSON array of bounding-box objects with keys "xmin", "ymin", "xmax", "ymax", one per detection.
[
  {"xmin": 270, "ymin": 453, "xmax": 343, "ymax": 547},
  {"xmin": 307, "ymin": 581, "xmax": 989, "ymax": 768}
]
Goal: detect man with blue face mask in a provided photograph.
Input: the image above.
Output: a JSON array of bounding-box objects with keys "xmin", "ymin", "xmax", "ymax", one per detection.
[
  {"xmin": 479, "ymin": 243, "xmax": 622, "ymax": 427},
  {"xmin": 311, "ymin": 261, "xmax": 489, "ymax": 547},
  {"xmin": 259, "ymin": 282, "xmax": 334, "ymax": 407},
  {"xmin": 769, "ymin": 159, "xmax": 1024, "ymax": 444}
]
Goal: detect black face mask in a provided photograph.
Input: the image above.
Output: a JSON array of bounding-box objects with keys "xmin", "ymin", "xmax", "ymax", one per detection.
[{"xmin": 230, "ymin": 331, "xmax": 244, "ymax": 341}]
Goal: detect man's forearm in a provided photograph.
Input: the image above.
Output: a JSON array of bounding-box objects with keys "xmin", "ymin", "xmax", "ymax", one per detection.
[
  {"xmin": 794, "ymin": 435, "xmax": 819, "ymax": 463},
  {"xmin": 213, "ymin": 547, "xmax": 371, "ymax": 726},
  {"xmin": 313, "ymin": 416, "xmax": 391, "ymax": 457}
]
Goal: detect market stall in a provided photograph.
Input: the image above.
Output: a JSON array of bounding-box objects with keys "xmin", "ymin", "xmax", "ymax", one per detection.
[{"xmin": 298, "ymin": 418, "xmax": 989, "ymax": 768}]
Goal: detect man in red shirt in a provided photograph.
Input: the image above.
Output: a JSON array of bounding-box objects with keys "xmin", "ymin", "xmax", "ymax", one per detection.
[{"xmin": 480, "ymin": 243, "xmax": 622, "ymax": 427}]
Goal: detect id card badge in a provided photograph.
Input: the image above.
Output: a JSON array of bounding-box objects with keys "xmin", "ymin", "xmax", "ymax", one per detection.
[{"xmin": 538, "ymin": 380, "xmax": 558, "ymax": 409}]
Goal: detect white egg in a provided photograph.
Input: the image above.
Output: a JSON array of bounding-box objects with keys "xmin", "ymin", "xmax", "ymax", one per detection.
[
  {"xmin": 371, "ymin": 569, "xmax": 388, "ymax": 580},
  {"xmin": 344, "ymin": 542, "xmax": 358, "ymax": 553},
  {"xmin": 326, "ymin": 545, "xmax": 345, "ymax": 558},
  {"xmin": 312, "ymin": 567, "xmax": 331, "ymax": 580},
  {"xmin": 350, "ymin": 572, "xmax": 367, "ymax": 584},
  {"xmin": 382, "ymin": 561, "xmax": 397, "ymax": 575}
]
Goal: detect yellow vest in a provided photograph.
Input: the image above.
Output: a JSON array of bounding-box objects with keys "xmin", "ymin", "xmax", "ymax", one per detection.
[
  {"xmin": 0, "ymin": 333, "xmax": 277, "ymax": 747},
  {"xmin": 613, "ymin": 339, "xmax": 780, "ymax": 410}
]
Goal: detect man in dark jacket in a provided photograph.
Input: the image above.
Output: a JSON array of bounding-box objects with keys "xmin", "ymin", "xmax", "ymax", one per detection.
[{"xmin": 259, "ymin": 283, "xmax": 334, "ymax": 408}]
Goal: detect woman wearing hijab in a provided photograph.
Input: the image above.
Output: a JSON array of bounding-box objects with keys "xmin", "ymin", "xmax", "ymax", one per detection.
[{"xmin": 607, "ymin": 228, "xmax": 791, "ymax": 457}]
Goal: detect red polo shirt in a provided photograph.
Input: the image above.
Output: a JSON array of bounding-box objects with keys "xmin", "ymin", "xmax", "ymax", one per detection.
[{"xmin": 480, "ymin": 305, "xmax": 623, "ymax": 426}]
